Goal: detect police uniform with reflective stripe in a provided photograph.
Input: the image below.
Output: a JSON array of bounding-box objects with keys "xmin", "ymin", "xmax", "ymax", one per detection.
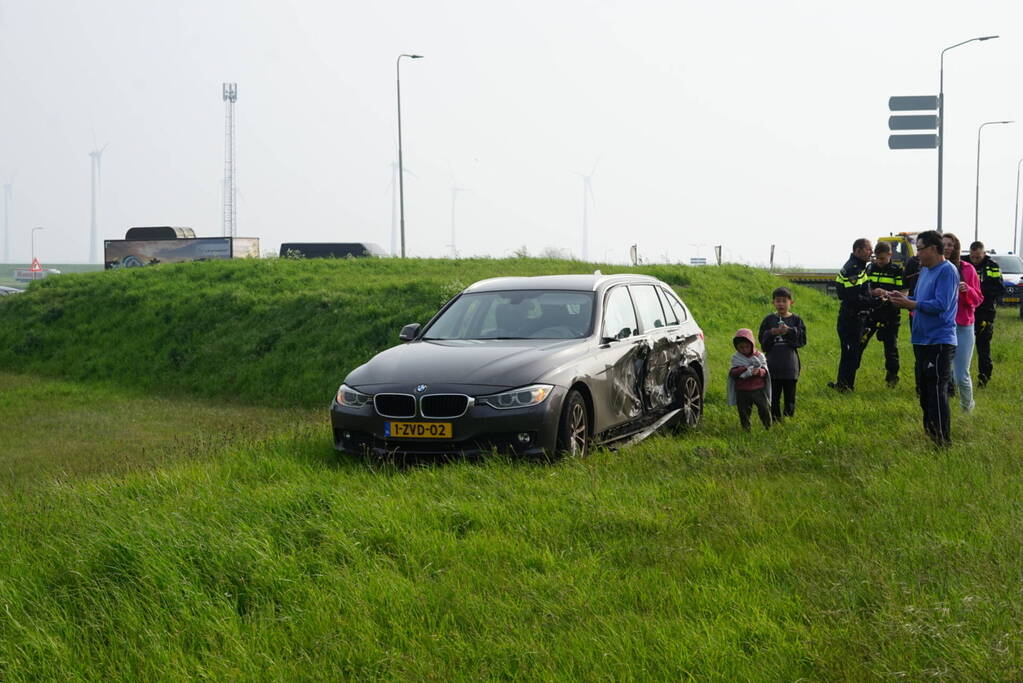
[
  {"xmin": 973, "ymin": 255, "xmax": 1004, "ymax": 385},
  {"xmin": 861, "ymin": 260, "xmax": 904, "ymax": 383},
  {"xmin": 833, "ymin": 253, "xmax": 873, "ymax": 390}
]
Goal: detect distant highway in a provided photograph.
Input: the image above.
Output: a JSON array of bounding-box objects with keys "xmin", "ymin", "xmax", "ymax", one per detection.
[{"xmin": 778, "ymin": 269, "xmax": 841, "ymax": 296}]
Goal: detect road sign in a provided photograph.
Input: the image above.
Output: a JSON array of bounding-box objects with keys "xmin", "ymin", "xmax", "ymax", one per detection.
[
  {"xmin": 888, "ymin": 134, "xmax": 939, "ymax": 150},
  {"xmin": 30, "ymin": 258, "xmax": 42, "ymax": 272},
  {"xmin": 889, "ymin": 115, "xmax": 938, "ymax": 131},
  {"xmin": 690, "ymin": 257, "xmax": 707, "ymax": 266},
  {"xmin": 889, "ymin": 95, "xmax": 939, "ymax": 111}
]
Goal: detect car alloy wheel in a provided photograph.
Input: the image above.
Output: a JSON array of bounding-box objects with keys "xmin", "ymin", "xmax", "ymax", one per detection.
[
  {"xmin": 557, "ymin": 389, "xmax": 589, "ymax": 456},
  {"xmin": 675, "ymin": 367, "xmax": 703, "ymax": 430}
]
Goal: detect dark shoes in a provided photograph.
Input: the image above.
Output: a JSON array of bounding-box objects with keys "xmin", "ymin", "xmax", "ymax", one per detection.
[
  {"xmin": 827, "ymin": 382, "xmax": 852, "ymax": 393},
  {"xmin": 978, "ymin": 375, "xmax": 989, "ymax": 388}
]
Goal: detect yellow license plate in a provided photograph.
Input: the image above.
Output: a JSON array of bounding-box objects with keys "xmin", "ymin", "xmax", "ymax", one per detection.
[
  {"xmin": 1003, "ymin": 297, "xmax": 1020, "ymax": 303},
  {"xmin": 385, "ymin": 421, "xmax": 453, "ymax": 439}
]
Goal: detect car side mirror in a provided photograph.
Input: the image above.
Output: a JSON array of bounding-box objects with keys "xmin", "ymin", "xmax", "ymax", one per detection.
[
  {"xmin": 399, "ymin": 323, "xmax": 421, "ymax": 342},
  {"xmin": 600, "ymin": 326, "xmax": 632, "ymax": 344}
]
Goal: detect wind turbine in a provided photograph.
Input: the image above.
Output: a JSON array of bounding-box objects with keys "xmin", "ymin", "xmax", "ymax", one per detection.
[
  {"xmin": 448, "ymin": 185, "xmax": 470, "ymax": 259},
  {"xmin": 387, "ymin": 160, "xmax": 417, "ymax": 256},
  {"xmin": 445, "ymin": 164, "xmax": 471, "ymax": 259},
  {"xmin": 575, "ymin": 159, "xmax": 599, "ymax": 262},
  {"xmin": 89, "ymin": 144, "xmax": 108, "ymax": 264}
]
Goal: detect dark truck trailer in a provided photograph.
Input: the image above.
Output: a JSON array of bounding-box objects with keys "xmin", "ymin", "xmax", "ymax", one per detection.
[{"xmin": 280, "ymin": 242, "xmax": 387, "ymax": 259}]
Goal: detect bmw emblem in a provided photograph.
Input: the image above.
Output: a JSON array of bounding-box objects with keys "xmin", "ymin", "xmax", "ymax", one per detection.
[{"xmin": 416, "ymin": 384, "xmax": 428, "ymax": 393}]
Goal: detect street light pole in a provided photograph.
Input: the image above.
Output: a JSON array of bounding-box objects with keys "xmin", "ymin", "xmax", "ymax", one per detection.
[
  {"xmin": 974, "ymin": 120, "xmax": 1013, "ymax": 243},
  {"xmin": 31, "ymin": 226, "xmax": 44, "ymax": 263},
  {"xmin": 396, "ymin": 53, "xmax": 423, "ymax": 259},
  {"xmin": 938, "ymin": 35, "xmax": 998, "ymax": 234},
  {"xmin": 1014, "ymin": 157, "xmax": 1023, "ymax": 254}
]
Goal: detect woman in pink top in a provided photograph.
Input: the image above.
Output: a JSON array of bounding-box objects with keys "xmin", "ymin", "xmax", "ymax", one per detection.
[{"xmin": 943, "ymin": 233, "xmax": 983, "ymax": 411}]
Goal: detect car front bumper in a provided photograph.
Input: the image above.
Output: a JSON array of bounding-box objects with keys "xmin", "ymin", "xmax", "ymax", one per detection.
[{"xmin": 330, "ymin": 387, "xmax": 566, "ymax": 456}]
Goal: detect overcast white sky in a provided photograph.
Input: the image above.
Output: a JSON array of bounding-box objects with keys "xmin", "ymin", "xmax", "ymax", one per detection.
[{"xmin": 2, "ymin": 0, "xmax": 1023, "ymax": 268}]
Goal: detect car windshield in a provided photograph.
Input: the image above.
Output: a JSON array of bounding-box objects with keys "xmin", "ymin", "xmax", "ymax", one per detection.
[
  {"xmin": 991, "ymin": 255, "xmax": 1023, "ymax": 273},
  {"xmin": 423, "ymin": 290, "xmax": 595, "ymax": 340}
]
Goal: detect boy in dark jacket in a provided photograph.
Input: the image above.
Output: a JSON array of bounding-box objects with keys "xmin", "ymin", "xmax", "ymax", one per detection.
[
  {"xmin": 727, "ymin": 328, "xmax": 772, "ymax": 431},
  {"xmin": 758, "ymin": 287, "xmax": 806, "ymax": 421}
]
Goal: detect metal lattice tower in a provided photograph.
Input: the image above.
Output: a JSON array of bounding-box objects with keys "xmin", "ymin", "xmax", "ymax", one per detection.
[{"xmin": 222, "ymin": 83, "xmax": 238, "ymax": 238}]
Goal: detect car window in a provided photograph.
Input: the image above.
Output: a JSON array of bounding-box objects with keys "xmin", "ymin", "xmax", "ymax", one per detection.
[
  {"xmin": 887, "ymin": 239, "xmax": 907, "ymax": 263},
  {"xmin": 424, "ymin": 290, "xmax": 594, "ymax": 340},
  {"xmin": 630, "ymin": 285, "xmax": 667, "ymax": 332},
  {"xmin": 656, "ymin": 287, "xmax": 679, "ymax": 325},
  {"xmin": 992, "ymin": 254, "xmax": 1023, "ymax": 273},
  {"xmin": 602, "ymin": 286, "xmax": 638, "ymax": 340},
  {"xmin": 661, "ymin": 287, "xmax": 688, "ymax": 322}
]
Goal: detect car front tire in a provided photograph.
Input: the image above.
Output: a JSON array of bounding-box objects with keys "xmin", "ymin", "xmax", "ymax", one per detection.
[{"xmin": 557, "ymin": 389, "xmax": 589, "ymax": 456}]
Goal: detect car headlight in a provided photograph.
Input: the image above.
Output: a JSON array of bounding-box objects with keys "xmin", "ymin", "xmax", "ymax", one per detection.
[
  {"xmin": 335, "ymin": 383, "xmax": 372, "ymax": 408},
  {"xmin": 478, "ymin": 384, "xmax": 554, "ymax": 410}
]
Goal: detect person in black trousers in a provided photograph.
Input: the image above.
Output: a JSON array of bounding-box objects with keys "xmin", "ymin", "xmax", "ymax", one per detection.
[
  {"xmin": 888, "ymin": 231, "xmax": 958, "ymax": 447},
  {"xmin": 829, "ymin": 238, "xmax": 874, "ymax": 392},
  {"xmin": 862, "ymin": 242, "xmax": 905, "ymax": 387},
  {"xmin": 759, "ymin": 286, "xmax": 806, "ymax": 421},
  {"xmin": 968, "ymin": 241, "xmax": 1004, "ymax": 387}
]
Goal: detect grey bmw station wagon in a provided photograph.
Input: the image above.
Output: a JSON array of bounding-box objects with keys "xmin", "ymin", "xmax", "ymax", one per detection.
[{"xmin": 331, "ymin": 273, "xmax": 707, "ymax": 457}]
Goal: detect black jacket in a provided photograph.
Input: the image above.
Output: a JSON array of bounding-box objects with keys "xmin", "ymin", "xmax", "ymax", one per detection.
[
  {"xmin": 902, "ymin": 256, "xmax": 921, "ymax": 297},
  {"xmin": 866, "ymin": 260, "xmax": 904, "ymax": 322},
  {"xmin": 835, "ymin": 253, "xmax": 873, "ymax": 319},
  {"xmin": 758, "ymin": 313, "xmax": 806, "ymax": 380},
  {"xmin": 972, "ymin": 255, "xmax": 1004, "ymax": 321}
]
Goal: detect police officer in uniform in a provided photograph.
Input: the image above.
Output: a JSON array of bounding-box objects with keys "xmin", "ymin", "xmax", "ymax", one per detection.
[
  {"xmin": 829, "ymin": 238, "xmax": 874, "ymax": 392},
  {"xmin": 862, "ymin": 241, "xmax": 904, "ymax": 387},
  {"xmin": 968, "ymin": 240, "xmax": 1004, "ymax": 387}
]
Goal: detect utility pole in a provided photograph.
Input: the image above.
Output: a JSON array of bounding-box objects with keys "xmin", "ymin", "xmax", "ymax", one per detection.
[
  {"xmin": 222, "ymin": 83, "xmax": 238, "ymax": 238},
  {"xmin": 974, "ymin": 120, "xmax": 1013, "ymax": 243},
  {"xmin": 938, "ymin": 35, "xmax": 999, "ymax": 233}
]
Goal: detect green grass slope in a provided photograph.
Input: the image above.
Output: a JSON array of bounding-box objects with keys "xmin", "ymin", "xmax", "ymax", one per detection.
[
  {"xmin": 0, "ymin": 258, "xmax": 819, "ymax": 406},
  {"xmin": 3, "ymin": 259, "xmax": 1023, "ymax": 678},
  {"xmin": 2, "ymin": 374, "xmax": 1023, "ymax": 679}
]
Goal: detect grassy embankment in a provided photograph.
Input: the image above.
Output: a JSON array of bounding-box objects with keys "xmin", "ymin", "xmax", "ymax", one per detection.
[{"xmin": 1, "ymin": 258, "xmax": 1022, "ymax": 679}]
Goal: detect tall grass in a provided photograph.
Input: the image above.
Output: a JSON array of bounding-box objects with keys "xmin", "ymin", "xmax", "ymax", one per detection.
[
  {"xmin": 2, "ymin": 395, "xmax": 1022, "ymax": 679},
  {"xmin": 1, "ymin": 258, "xmax": 1022, "ymax": 678}
]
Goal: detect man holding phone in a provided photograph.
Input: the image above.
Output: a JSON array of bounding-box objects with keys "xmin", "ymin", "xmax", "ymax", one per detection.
[{"xmin": 888, "ymin": 230, "xmax": 958, "ymax": 446}]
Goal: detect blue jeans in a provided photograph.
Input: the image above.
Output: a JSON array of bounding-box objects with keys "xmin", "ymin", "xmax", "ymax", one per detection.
[{"xmin": 952, "ymin": 324, "xmax": 975, "ymax": 410}]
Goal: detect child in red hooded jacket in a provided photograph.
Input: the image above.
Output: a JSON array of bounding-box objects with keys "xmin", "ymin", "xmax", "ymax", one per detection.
[{"xmin": 727, "ymin": 328, "xmax": 772, "ymax": 431}]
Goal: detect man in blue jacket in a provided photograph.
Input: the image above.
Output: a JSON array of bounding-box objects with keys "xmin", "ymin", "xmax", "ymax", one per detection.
[{"xmin": 888, "ymin": 230, "xmax": 958, "ymax": 446}]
